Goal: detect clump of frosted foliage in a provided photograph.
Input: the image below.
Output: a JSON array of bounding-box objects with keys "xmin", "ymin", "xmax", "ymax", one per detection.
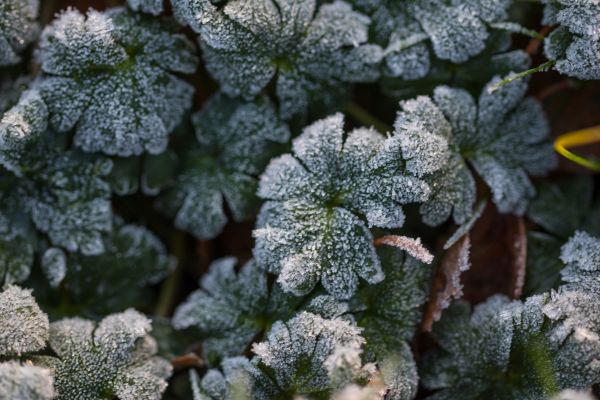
[
  {"xmin": 543, "ymin": 1, "xmax": 600, "ymax": 79},
  {"xmin": 0, "ymin": 0, "xmax": 39, "ymax": 66},
  {"xmin": 158, "ymin": 94, "xmax": 289, "ymax": 240},
  {"xmin": 0, "ymin": 361, "xmax": 55, "ymax": 400},
  {"xmin": 38, "ymin": 309, "xmax": 172, "ymax": 400},
  {"xmin": 0, "ymin": 285, "xmax": 49, "ymax": 357},
  {"xmin": 254, "ymin": 113, "xmax": 430, "ymax": 299},
  {"xmin": 172, "ymin": 0, "xmax": 382, "ymax": 119},
  {"xmin": 350, "ymin": 0, "xmax": 513, "ymax": 80},
  {"xmin": 0, "ymin": 89, "xmax": 114, "ymax": 255},
  {"xmin": 36, "ymin": 7, "xmax": 198, "ymax": 156},
  {"xmin": 394, "ymin": 76, "xmax": 556, "ymax": 226},
  {"xmin": 173, "ymin": 257, "xmax": 353, "ymax": 364},
  {"xmin": 421, "ymin": 232, "xmax": 600, "ymax": 399},
  {"xmin": 127, "ymin": 0, "xmax": 164, "ymax": 15}
]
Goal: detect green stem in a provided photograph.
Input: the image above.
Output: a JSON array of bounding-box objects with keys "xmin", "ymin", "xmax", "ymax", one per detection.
[
  {"xmin": 489, "ymin": 60, "xmax": 557, "ymax": 93},
  {"xmin": 344, "ymin": 102, "xmax": 393, "ymax": 134},
  {"xmin": 155, "ymin": 230, "xmax": 186, "ymax": 317}
]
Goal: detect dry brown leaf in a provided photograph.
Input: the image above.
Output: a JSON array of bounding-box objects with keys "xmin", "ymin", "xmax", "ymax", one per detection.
[
  {"xmin": 374, "ymin": 235, "xmax": 434, "ymax": 264},
  {"xmin": 421, "ymin": 234, "xmax": 471, "ymax": 332},
  {"xmin": 506, "ymin": 216, "xmax": 527, "ymax": 299},
  {"xmin": 171, "ymin": 352, "xmax": 204, "ymax": 370}
]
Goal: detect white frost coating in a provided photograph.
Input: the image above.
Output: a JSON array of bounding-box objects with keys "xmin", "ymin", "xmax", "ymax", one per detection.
[
  {"xmin": 37, "ymin": 7, "xmax": 198, "ymax": 156},
  {"xmin": 0, "ymin": 285, "xmax": 49, "ymax": 357},
  {"xmin": 47, "ymin": 309, "xmax": 172, "ymax": 400},
  {"xmin": 158, "ymin": 93, "xmax": 289, "ymax": 240},
  {"xmin": 173, "ymin": 0, "xmax": 382, "ymax": 119},
  {"xmin": 41, "ymin": 247, "xmax": 67, "ymax": 288},
  {"xmin": 543, "ymin": 1, "xmax": 600, "ymax": 79},
  {"xmin": 0, "ymin": 0, "xmax": 40, "ymax": 66},
  {"xmin": 394, "ymin": 76, "xmax": 556, "ymax": 226},
  {"xmin": 0, "ymin": 361, "xmax": 55, "ymax": 400},
  {"xmin": 255, "ymin": 114, "xmax": 429, "ymax": 299},
  {"xmin": 252, "ymin": 312, "xmax": 365, "ymax": 394}
]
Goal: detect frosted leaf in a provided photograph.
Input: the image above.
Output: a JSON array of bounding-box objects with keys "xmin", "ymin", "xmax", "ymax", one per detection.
[
  {"xmin": 60, "ymin": 219, "xmax": 175, "ymax": 308},
  {"xmin": 255, "ymin": 114, "xmax": 429, "ymax": 299},
  {"xmin": 46, "ymin": 309, "xmax": 171, "ymax": 400},
  {"xmin": 0, "ymin": 182, "xmax": 35, "ymax": 285},
  {"xmin": 0, "ymin": 361, "xmax": 55, "ymax": 400},
  {"xmin": 158, "ymin": 94, "xmax": 289, "ymax": 240},
  {"xmin": 41, "ymin": 247, "xmax": 67, "ymax": 288},
  {"xmin": 0, "ymin": 0, "xmax": 39, "ymax": 66},
  {"xmin": 353, "ymin": 248, "xmax": 430, "ymax": 361},
  {"xmin": 174, "ymin": 0, "xmax": 382, "ymax": 119},
  {"xmin": 37, "ymin": 7, "xmax": 198, "ymax": 156},
  {"xmin": 379, "ymin": 343, "xmax": 418, "ymax": 400},
  {"xmin": 553, "ymin": 390, "xmax": 597, "ymax": 400},
  {"xmin": 351, "ymin": 0, "xmax": 512, "ymax": 79},
  {"xmin": 543, "ymin": 2, "xmax": 600, "ymax": 79},
  {"xmin": 190, "ymin": 356, "xmax": 274, "ymax": 400},
  {"xmin": 394, "ymin": 76, "xmax": 555, "ymax": 225},
  {"xmin": 558, "ymin": 231, "xmax": 600, "ymax": 293},
  {"xmin": 528, "ymin": 177, "xmax": 594, "ymax": 239},
  {"xmin": 25, "ymin": 149, "xmax": 113, "ymax": 255},
  {"xmin": 251, "ymin": 312, "xmax": 365, "ymax": 396},
  {"xmin": 0, "ymin": 285, "xmax": 49, "ymax": 357},
  {"xmin": 0, "ymin": 90, "xmax": 47, "ymax": 176},
  {"xmin": 127, "ymin": 0, "xmax": 164, "ymax": 15},
  {"xmin": 331, "ymin": 384, "xmax": 383, "ymax": 400},
  {"xmin": 172, "ymin": 257, "xmax": 269, "ymax": 363}
]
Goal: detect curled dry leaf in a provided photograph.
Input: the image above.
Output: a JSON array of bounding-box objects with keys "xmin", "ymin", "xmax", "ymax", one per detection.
[
  {"xmin": 421, "ymin": 234, "xmax": 471, "ymax": 332},
  {"xmin": 373, "ymin": 235, "xmax": 434, "ymax": 264}
]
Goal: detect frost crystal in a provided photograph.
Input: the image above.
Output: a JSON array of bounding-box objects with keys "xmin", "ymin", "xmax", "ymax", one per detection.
[
  {"xmin": 173, "ymin": 0, "xmax": 382, "ymax": 119},
  {"xmin": 254, "ymin": 113, "xmax": 429, "ymax": 299},
  {"xmin": 0, "ymin": 361, "xmax": 55, "ymax": 400},
  {"xmin": 159, "ymin": 94, "xmax": 289, "ymax": 240},
  {"xmin": 558, "ymin": 231, "xmax": 600, "ymax": 294},
  {"xmin": 543, "ymin": 1, "xmax": 600, "ymax": 79},
  {"xmin": 394, "ymin": 76, "xmax": 556, "ymax": 225},
  {"xmin": 37, "ymin": 7, "xmax": 198, "ymax": 156},
  {"xmin": 0, "ymin": 285, "xmax": 49, "ymax": 357},
  {"xmin": 0, "ymin": 0, "xmax": 39, "ymax": 66},
  {"xmin": 351, "ymin": 0, "xmax": 513, "ymax": 80},
  {"xmin": 43, "ymin": 309, "xmax": 172, "ymax": 400},
  {"xmin": 251, "ymin": 312, "xmax": 366, "ymax": 397},
  {"xmin": 127, "ymin": 0, "xmax": 164, "ymax": 15}
]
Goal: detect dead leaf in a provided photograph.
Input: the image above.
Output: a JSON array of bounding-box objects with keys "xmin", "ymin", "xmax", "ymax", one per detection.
[
  {"xmin": 421, "ymin": 234, "xmax": 471, "ymax": 332},
  {"xmin": 171, "ymin": 352, "xmax": 204, "ymax": 370},
  {"xmin": 506, "ymin": 216, "xmax": 527, "ymax": 299},
  {"xmin": 374, "ymin": 235, "xmax": 434, "ymax": 264}
]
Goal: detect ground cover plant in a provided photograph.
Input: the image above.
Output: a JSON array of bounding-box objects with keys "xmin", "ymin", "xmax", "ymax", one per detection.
[{"xmin": 1, "ymin": 0, "xmax": 600, "ymax": 399}]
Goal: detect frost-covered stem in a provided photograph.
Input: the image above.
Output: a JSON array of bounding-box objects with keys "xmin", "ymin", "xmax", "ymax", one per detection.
[
  {"xmin": 155, "ymin": 230, "xmax": 186, "ymax": 317},
  {"xmin": 526, "ymin": 26, "xmax": 555, "ymax": 55},
  {"xmin": 344, "ymin": 102, "xmax": 392, "ymax": 134},
  {"xmin": 489, "ymin": 60, "xmax": 557, "ymax": 93}
]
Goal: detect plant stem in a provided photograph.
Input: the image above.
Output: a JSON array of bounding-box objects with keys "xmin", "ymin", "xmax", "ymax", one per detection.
[
  {"xmin": 344, "ymin": 102, "xmax": 393, "ymax": 134},
  {"xmin": 488, "ymin": 60, "xmax": 557, "ymax": 93},
  {"xmin": 155, "ymin": 230, "xmax": 186, "ymax": 317}
]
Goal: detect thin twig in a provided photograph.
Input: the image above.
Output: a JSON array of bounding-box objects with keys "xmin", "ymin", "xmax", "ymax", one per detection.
[{"xmin": 155, "ymin": 230, "xmax": 186, "ymax": 317}]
